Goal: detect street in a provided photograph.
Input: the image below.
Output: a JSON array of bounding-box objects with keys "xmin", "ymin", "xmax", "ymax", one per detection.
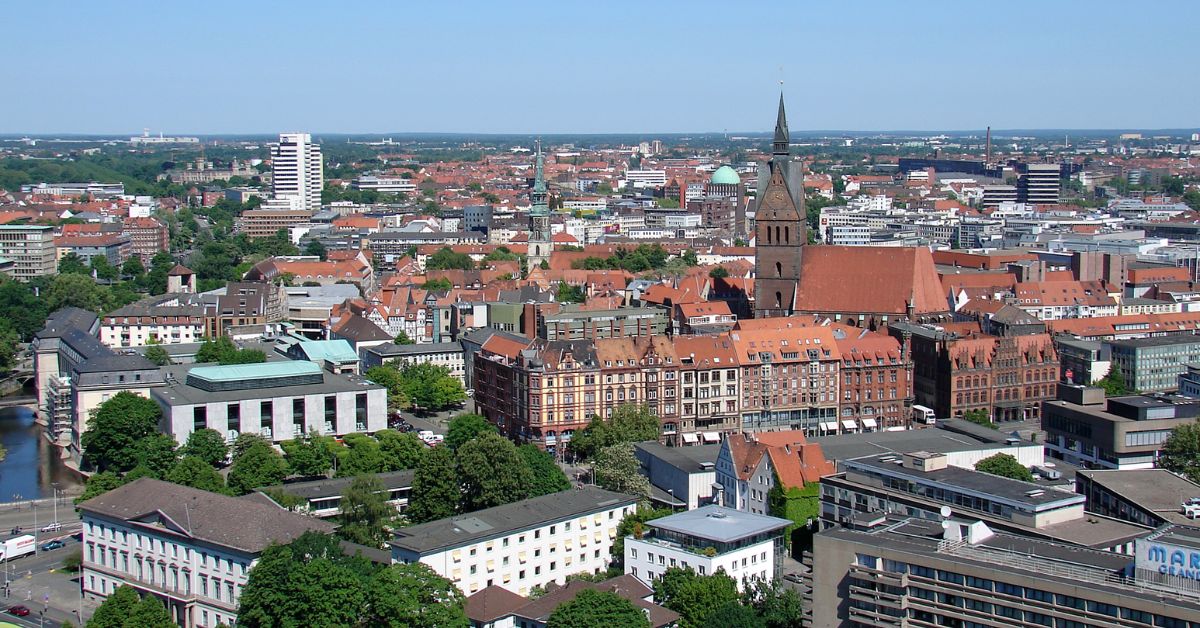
[{"xmin": 0, "ymin": 500, "xmax": 86, "ymax": 627}]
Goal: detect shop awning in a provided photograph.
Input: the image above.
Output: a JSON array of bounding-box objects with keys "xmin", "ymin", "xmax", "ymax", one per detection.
[
  {"xmin": 841, "ymin": 420, "xmax": 859, "ymax": 430},
  {"xmin": 702, "ymin": 431, "xmax": 720, "ymax": 443},
  {"xmin": 820, "ymin": 422, "xmax": 839, "ymax": 431},
  {"xmin": 862, "ymin": 418, "xmax": 879, "ymax": 428},
  {"xmin": 682, "ymin": 433, "xmax": 699, "ymax": 443}
]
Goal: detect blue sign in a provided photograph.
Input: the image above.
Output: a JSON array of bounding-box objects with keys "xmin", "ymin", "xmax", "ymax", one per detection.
[{"xmin": 1146, "ymin": 544, "xmax": 1200, "ymax": 580}]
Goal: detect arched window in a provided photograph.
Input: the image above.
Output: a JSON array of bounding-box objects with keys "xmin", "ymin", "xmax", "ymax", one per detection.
[
  {"xmin": 775, "ymin": 262, "xmax": 782, "ymax": 277},
  {"xmin": 775, "ymin": 292, "xmax": 782, "ymax": 308},
  {"xmin": 775, "ymin": 226, "xmax": 781, "ymax": 243},
  {"xmin": 765, "ymin": 226, "xmax": 771, "ymax": 244},
  {"xmin": 784, "ymin": 226, "xmax": 790, "ymax": 243}
]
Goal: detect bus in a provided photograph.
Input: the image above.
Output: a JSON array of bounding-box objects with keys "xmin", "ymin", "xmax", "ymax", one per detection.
[{"xmin": 912, "ymin": 405, "xmax": 936, "ymax": 425}]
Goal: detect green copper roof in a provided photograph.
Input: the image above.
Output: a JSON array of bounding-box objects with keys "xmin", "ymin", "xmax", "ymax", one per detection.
[
  {"xmin": 296, "ymin": 339, "xmax": 358, "ymax": 364},
  {"xmin": 710, "ymin": 165, "xmax": 741, "ymax": 185},
  {"xmin": 189, "ymin": 361, "xmax": 322, "ymax": 383}
]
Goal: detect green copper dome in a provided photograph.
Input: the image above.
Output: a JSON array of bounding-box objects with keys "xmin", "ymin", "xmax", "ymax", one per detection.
[{"xmin": 710, "ymin": 165, "xmax": 741, "ymax": 186}]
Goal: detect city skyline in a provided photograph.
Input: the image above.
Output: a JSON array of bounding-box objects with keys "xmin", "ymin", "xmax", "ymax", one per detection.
[{"xmin": 3, "ymin": 0, "xmax": 1198, "ymax": 134}]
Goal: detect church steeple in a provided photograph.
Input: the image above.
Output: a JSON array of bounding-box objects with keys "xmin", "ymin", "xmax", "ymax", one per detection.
[
  {"xmin": 772, "ymin": 92, "xmax": 790, "ymax": 156},
  {"xmin": 528, "ymin": 138, "xmax": 553, "ymax": 268},
  {"xmin": 531, "ymin": 139, "xmax": 548, "ymax": 214}
]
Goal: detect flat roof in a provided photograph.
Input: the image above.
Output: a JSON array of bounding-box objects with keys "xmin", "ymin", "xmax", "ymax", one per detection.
[
  {"xmin": 261, "ymin": 470, "xmax": 414, "ymax": 500},
  {"xmin": 390, "ymin": 487, "xmax": 638, "ymax": 555},
  {"xmin": 1109, "ymin": 334, "xmax": 1200, "ymax": 349},
  {"xmin": 188, "ymin": 361, "xmax": 323, "ymax": 382},
  {"xmin": 1078, "ymin": 469, "xmax": 1200, "ymax": 525},
  {"xmin": 647, "ymin": 505, "xmax": 791, "ymax": 543},
  {"xmin": 813, "ymin": 424, "xmax": 1025, "ymax": 463},
  {"xmin": 848, "ymin": 455, "xmax": 1082, "ymax": 511},
  {"xmin": 153, "ymin": 362, "xmax": 383, "ymax": 406},
  {"xmin": 634, "ymin": 441, "xmax": 720, "ymax": 473},
  {"xmin": 368, "ymin": 342, "xmax": 463, "ymax": 357}
]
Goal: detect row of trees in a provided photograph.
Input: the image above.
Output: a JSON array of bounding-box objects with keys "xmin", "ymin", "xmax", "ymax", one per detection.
[
  {"xmin": 568, "ymin": 244, "xmax": 691, "ymax": 274},
  {"xmin": 654, "ymin": 568, "xmax": 803, "ymax": 628}
]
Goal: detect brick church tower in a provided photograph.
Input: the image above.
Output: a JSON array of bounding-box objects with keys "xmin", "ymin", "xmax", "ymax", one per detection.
[{"xmin": 754, "ymin": 94, "xmax": 806, "ymax": 318}]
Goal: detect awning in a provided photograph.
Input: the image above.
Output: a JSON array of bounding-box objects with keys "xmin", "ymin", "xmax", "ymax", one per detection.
[
  {"xmin": 862, "ymin": 418, "xmax": 878, "ymax": 428},
  {"xmin": 820, "ymin": 422, "xmax": 839, "ymax": 431},
  {"xmin": 682, "ymin": 433, "xmax": 699, "ymax": 443},
  {"xmin": 702, "ymin": 431, "xmax": 720, "ymax": 443},
  {"xmin": 841, "ymin": 420, "xmax": 859, "ymax": 430}
]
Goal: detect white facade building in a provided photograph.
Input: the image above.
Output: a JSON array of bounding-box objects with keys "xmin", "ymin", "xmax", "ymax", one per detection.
[
  {"xmin": 98, "ymin": 304, "xmax": 206, "ymax": 348},
  {"xmin": 361, "ymin": 342, "xmax": 466, "ymax": 384},
  {"xmin": 624, "ymin": 506, "xmax": 790, "ymax": 591},
  {"xmin": 352, "ymin": 175, "xmax": 417, "ymax": 195},
  {"xmin": 623, "ymin": 170, "xmax": 668, "ymax": 188},
  {"xmin": 79, "ymin": 478, "xmax": 335, "ymax": 628},
  {"xmin": 391, "ymin": 488, "xmax": 638, "ymax": 597},
  {"xmin": 272, "ymin": 132, "xmax": 324, "ymax": 211},
  {"xmin": 152, "ymin": 361, "xmax": 387, "ymax": 444}
]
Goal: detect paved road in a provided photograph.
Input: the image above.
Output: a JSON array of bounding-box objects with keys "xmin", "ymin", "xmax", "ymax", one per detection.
[{"xmin": 0, "ymin": 533, "xmax": 87, "ymax": 628}]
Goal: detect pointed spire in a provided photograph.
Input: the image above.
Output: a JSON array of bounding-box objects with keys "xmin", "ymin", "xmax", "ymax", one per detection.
[
  {"xmin": 534, "ymin": 138, "xmax": 546, "ymax": 194},
  {"xmin": 773, "ymin": 92, "xmax": 790, "ymax": 156}
]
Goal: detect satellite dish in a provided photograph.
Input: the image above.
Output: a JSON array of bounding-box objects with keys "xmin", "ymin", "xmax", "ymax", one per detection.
[
  {"xmin": 941, "ymin": 520, "xmax": 951, "ymax": 530},
  {"xmin": 939, "ymin": 506, "xmax": 952, "ymax": 518}
]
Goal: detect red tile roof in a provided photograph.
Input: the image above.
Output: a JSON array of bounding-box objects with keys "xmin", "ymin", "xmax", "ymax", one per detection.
[{"xmin": 796, "ymin": 246, "xmax": 948, "ymax": 316}]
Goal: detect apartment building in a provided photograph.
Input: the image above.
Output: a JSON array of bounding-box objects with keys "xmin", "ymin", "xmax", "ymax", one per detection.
[
  {"xmin": 716, "ymin": 431, "xmax": 834, "ymax": 515},
  {"xmin": 234, "ymin": 206, "xmax": 312, "ymax": 240},
  {"xmin": 539, "ymin": 306, "xmax": 668, "ymax": 341},
  {"xmin": 99, "ymin": 302, "xmax": 206, "ymax": 348},
  {"xmin": 55, "ymin": 233, "xmax": 132, "ymax": 267},
  {"xmin": 594, "ymin": 336, "xmax": 681, "ymax": 430},
  {"xmin": 624, "ymin": 505, "xmax": 791, "ymax": 592},
  {"xmin": 151, "ymin": 361, "xmax": 387, "ymax": 444},
  {"xmin": 271, "ymin": 132, "xmax": 323, "ymax": 211},
  {"xmin": 121, "ymin": 217, "xmax": 169, "ymax": 263},
  {"xmin": 810, "ymin": 517, "xmax": 1200, "ymax": 628},
  {"xmin": 0, "ymin": 224, "xmax": 56, "ymax": 279},
  {"xmin": 834, "ymin": 327, "xmax": 911, "ymax": 432},
  {"xmin": 79, "ymin": 478, "xmax": 334, "ymax": 628},
  {"xmin": 728, "ymin": 326, "xmax": 841, "ymax": 432},
  {"xmin": 390, "ymin": 487, "xmax": 638, "ymax": 597},
  {"xmin": 674, "ymin": 334, "xmax": 742, "ymax": 439}
]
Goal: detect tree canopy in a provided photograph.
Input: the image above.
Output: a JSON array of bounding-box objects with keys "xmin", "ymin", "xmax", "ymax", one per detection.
[
  {"xmin": 425, "ymin": 247, "xmax": 475, "ymax": 271},
  {"xmin": 520, "ymin": 444, "xmax": 572, "ymax": 497},
  {"xmin": 281, "ymin": 430, "xmax": 337, "ymax": 477},
  {"xmin": 166, "ymin": 455, "xmax": 229, "ymax": 494},
  {"xmin": 227, "ymin": 439, "xmax": 289, "ymax": 495},
  {"xmin": 546, "ymin": 589, "xmax": 650, "ymax": 628},
  {"xmin": 180, "ymin": 428, "xmax": 228, "ymax": 466},
  {"xmin": 195, "ymin": 336, "xmax": 267, "ymax": 365},
  {"xmin": 1161, "ymin": 419, "xmax": 1200, "ymax": 484},
  {"xmin": 974, "ymin": 453, "xmax": 1033, "ymax": 482},
  {"xmin": 81, "ymin": 392, "xmax": 163, "ymax": 472},
  {"xmin": 445, "ymin": 413, "xmax": 497, "ymax": 450},
  {"xmin": 457, "ymin": 433, "xmax": 533, "ymax": 511},
  {"xmin": 570, "ymin": 403, "xmax": 661, "ymax": 460},
  {"xmin": 407, "ymin": 444, "xmax": 459, "ymax": 523},
  {"xmin": 654, "ymin": 567, "xmax": 740, "ymax": 628},
  {"xmin": 593, "ymin": 442, "xmax": 651, "ymax": 497},
  {"xmin": 338, "ymin": 475, "xmax": 398, "ymax": 549}
]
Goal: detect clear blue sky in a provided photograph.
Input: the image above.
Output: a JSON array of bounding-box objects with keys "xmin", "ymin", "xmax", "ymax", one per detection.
[{"xmin": 3, "ymin": 0, "xmax": 1196, "ymax": 134}]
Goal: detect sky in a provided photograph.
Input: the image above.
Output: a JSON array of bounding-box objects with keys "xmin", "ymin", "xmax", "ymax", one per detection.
[{"xmin": 2, "ymin": 0, "xmax": 1197, "ymax": 135}]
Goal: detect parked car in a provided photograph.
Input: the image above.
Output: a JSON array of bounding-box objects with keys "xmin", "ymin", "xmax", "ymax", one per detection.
[
  {"xmin": 7, "ymin": 605, "xmax": 29, "ymax": 617},
  {"xmin": 40, "ymin": 540, "xmax": 65, "ymax": 551},
  {"xmin": 40, "ymin": 522, "xmax": 61, "ymax": 533}
]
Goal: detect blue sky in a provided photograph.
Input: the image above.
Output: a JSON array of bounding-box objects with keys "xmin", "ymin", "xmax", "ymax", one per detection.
[{"xmin": 2, "ymin": 1, "xmax": 1196, "ymax": 134}]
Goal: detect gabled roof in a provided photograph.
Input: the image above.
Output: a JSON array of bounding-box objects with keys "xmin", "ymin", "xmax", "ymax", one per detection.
[{"xmin": 795, "ymin": 246, "xmax": 948, "ymax": 316}]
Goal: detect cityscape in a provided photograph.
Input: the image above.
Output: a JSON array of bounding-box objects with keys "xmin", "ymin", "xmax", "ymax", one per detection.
[{"xmin": 1, "ymin": 2, "xmax": 1200, "ymax": 627}]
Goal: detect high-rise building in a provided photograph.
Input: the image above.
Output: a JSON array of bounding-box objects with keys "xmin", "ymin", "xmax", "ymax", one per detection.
[
  {"xmin": 0, "ymin": 225, "xmax": 57, "ymax": 280},
  {"xmin": 271, "ymin": 132, "xmax": 323, "ymax": 211},
  {"xmin": 528, "ymin": 139, "xmax": 553, "ymax": 268},
  {"xmin": 753, "ymin": 94, "xmax": 806, "ymax": 318},
  {"xmin": 1019, "ymin": 162, "xmax": 1062, "ymax": 205}
]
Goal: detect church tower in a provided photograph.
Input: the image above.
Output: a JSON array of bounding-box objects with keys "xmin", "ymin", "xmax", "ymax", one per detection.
[
  {"xmin": 528, "ymin": 139, "xmax": 553, "ymax": 268},
  {"xmin": 754, "ymin": 94, "xmax": 806, "ymax": 318}
]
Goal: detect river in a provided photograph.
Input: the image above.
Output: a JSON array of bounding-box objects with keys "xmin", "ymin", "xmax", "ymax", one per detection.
[{"xmin": 0, "ymin": 406, "xmax": 84, "ymax": 503}]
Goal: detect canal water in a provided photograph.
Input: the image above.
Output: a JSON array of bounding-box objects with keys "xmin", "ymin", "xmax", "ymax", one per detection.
[{"xmin": 0, "ymin": 406, "xmax": 83, "ymax": 503}]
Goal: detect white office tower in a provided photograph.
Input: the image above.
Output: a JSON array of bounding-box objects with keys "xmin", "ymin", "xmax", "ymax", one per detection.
[{"xmin": 271, "ymin": 133, "xmax": 323, "ymax": 211}]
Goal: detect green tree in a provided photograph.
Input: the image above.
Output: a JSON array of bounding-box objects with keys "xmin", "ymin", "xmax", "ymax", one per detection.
[
  {"xmin": 180, "ymin": 428, "xmax": 228, "ymax": 466},
  {"xmin": 231, "ymin": 433, "xmax": 272, "ymax": 459},
  {"xmin": 393, "ymin": 330, "xmax": 414, "ymax": 345},
  {"xmin": 593, "ymin": 443, "xmax": 650, "ymax": 497},
  {"xmin": 376, "ymin": 429, "xmax": 425, "ymax": 471},
  {"xmin": 655, "ymin": 567, "xmax": 740, "ymax": 628},
  {"xmin": 337, "ymin": 432, "xmax": 385, "ymax": 477},
  {"xmin": 281, "ymin": 430, "xmax": 337, "ymax": 477},
  {"xmin": 130, "ymin": 433, "xmax": 178, "ymax": 478},
  {"xmin": 556, "ymin": 281, "xmax": 587, "ymax": 303},
  {"xmin": 1160, "ymin": 419, "xmax": 1200, "ymax": 484},
  {"xmin": 709, "ymin": 266, "xmax": 730, "ymax": 279},
  {"xmin": 701, "ymin": 604, "xmax": 766, "ymax": 628},
  {"xmin": 426, "ymin": 247, "xmax": 475, "ymax": 270},
  {"xmin": 1184, "ymin": 189, "xmax": 1200, "ymax": 212},
  {"xmin": 143, "ymin": 344, "xmax": 171, "ymax": 366},
  {"xmin": 445, "ymin": 413, "xmax": 497, "ymax": 450},
  {"xmin": 398, "ymin": 362, "xmax": 466, "ymax": 411},
  {"xmin": 81, "ymin": 391, "xmax": 162, "ymax": 472},
  {"xmin": 238, "ymin": 532, "xmax": 375, "ymax": 628},
  {"xmin": 46, "ymin": 273, "xmax": 109, "ymax": 313},
  {"xmin": 422, "ymin": 277, "xmax": 453, "ymax": 292},
  {"xmin": 227, "ymin": 440, "xmax": 289, "ymax": 495},
  {"xmin": 304, "ymin": 239, "xmax": 328, "ymax": 260},
  {"xmin": 458, "ymin": 433, "xmax": 532, "ymax": 512},
  {"xmin": 58, "ymin": 252, "xmax": 89, "ymax": 275},
  {"xmin": 547, "ymin": 589, "xmax": 650, "ymax": 628},
  {"xmin": 121, "ymin": 256, "xmax": 145, "ymax": 279},
  {"xmin": 338, "ymin": 475, "xmax": 398, "ymax": 549},
  {"xmin": 974, "ymin": 453, "xmax": 1034, "ymax": 482},
  {"xmin": 90, "ymin": 256, "xmax": 119, "ymax": 281},
  {"xmin": 961, "ymin": 408, "xmax": 996, "ymax": 430},
  {"xmin": 740, "ymin": 577, "xmax": 804, "ymax": 628},
  {"xmin": 366, "ymin": 563, "xmax": 468, "ymax": 627},
  {"xmin": 407, "ymin": 444, "xmax": 459, "ymax": 523},
  {"xmin": 87, "ymin": 584, "xmax": 141, "ymax": 628},
  {"xmin": 570, "ymin": 404, "xmax": 661, "ymax": 460},
  {"xmin": 365, "ymin": 365, "xmax": 411, "ymax": 411},
  {"xmin": 75, "ymin": 471, "xmax": 125, "ymax": 504},
  {"xmin": 195, "ymin": 336, "xmax": 266, "ymax": 365},
  {"xmin": 166, "ymin": 455, "xmax": 228, "ymax": 494},
  {"xmin": 520, "ymin": 444, "xmax": 571, "ymax": 497},
  {"xmin": 1099, "ymin": 368, "xmax": 1129, "ymax": 396},
  {"xmin": 125, "ymin": 593, "xmax": 176, "ymax": 628},
  {"xmin": 0, "ymin": 320, "xmax": 20, "ymax": 372}
]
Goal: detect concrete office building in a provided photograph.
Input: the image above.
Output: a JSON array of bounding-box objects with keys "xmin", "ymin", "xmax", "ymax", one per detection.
[
  {"xmin": 1019, "ymin": 162, "xmax": 1063, "ymax": 205},
  {"xmin": 151, "ymin": 361, "xmax": 387, "ymax": 444},
  {"xmin": 1075, "ymin": 469, "xmax": 1200, "ymax": 528},
  {"xmin": 390, "ymin": 487, "xmax": 638, "ymax": 597},
  {"xmin": 624, "ymin": 505, "xmax": 791, "ymax": 592},
  {"xmin": 1044, "ymin": 385, "xmax": 1200, "ymax": 470},
  {"xmin": 634, "ymin": 441, "xmax": 720, "ymax": 509},
  {"xmin": 0, "ymin": 224, "xmax": 57, "ymax": 280},
  {"xmin": 809, "ymin": 517, "xmax": 1200, "ymax": 628},
  {"xmin": 271, "ymin": 132, "xmax": 323, "ymax": 211},
  {"xmin": 1109, "ymin": 334, "xmax": 1200, "ymax": 393},
  {"xmin": 79, "ymin": 478, "xmax": 334, "ymax": 628}
]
